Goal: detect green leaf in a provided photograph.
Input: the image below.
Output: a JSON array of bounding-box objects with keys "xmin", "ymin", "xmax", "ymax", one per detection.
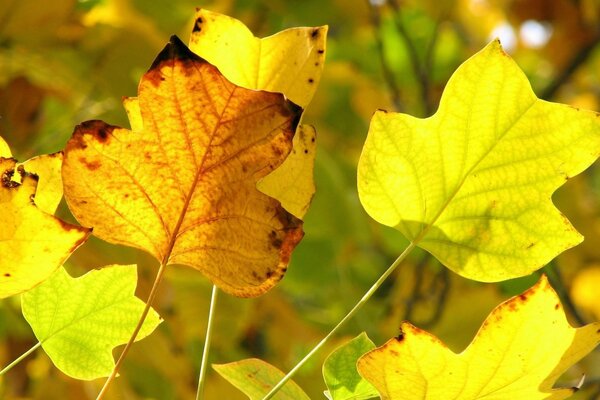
[
  {"xmin": 358, "ymin": 39, "xmax": 600, "ymax": 282},
  {"xmin": 213, "ymin": 358, "xmax": 310, "ymax": 400},
  {"xmin": 21, "ymin": 265, "xmax": 161, "ymax": 380},
  {"xmin": 323, "ymin": 333, "xmax": 378, "ymax": 400}
]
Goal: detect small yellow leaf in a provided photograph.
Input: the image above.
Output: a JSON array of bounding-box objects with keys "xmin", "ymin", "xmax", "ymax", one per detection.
[
  {"xmin": 357, "ymin": 275, "xmax": 600, "ymax": 400},
  {"xmin": 0, "ymin": 158, "xmax": 90, "ymax": 298},
  {"xmin": 19, "ymin": 152, "xmax": 63, "ymax": 214},
  {"xmin": 189, "ymin": 9, "xmax": 327, "ymax": 108},
  {"xmin": 0, "ymin": 136, "xmax": 10, "ymax": 157},
  {"xmin": 257, "ymin": 125, "xmax": 316, "ymax": 219},
  {"xmin": 62, "ymin": 36, "xmax": 304, "ymax": 297},
  {"xmin": 358, "ymin": 40, "xmax": 600, "ymax": 281}
]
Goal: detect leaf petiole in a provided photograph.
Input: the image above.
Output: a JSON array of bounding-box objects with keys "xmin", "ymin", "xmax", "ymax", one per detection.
[
  {"xmin": 262, "ymin": 240, "xmax": 418, "ymax": 400},
  {"xmin": 0, "ymin": 341, "xmax": 41, "ymax": 376},
  {"xmin": 95, "ymin": 262, "xmax": 167, "ymax": 400},
  {"xmin": 196, "ymin": 284, "xmax": 219, "ymax": 400}
]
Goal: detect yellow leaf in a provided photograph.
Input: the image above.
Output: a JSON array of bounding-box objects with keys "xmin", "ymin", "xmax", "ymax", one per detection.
[
  {"xmin": 357, "ymin": 275, "xmax": 600, "ymax": 400},
  {"xmin": 62, "ymin": 36, "xmax": 304, "ymax": 297},
  {"xmin": 571, "ymin": 266, "xmax": 600, "ymax": 319},
  {"xmin": 0, "ymin": 158, "xmax": 90, "ymax": 298},
  {"xmin": 257, "ymin": 125, "xmax": 317, "ymax": 219},
  {"xmin": 0, "ymin": 136, "xmax": 10, "ymax": 157},
  {"xmin": 358, "ymin": 40, "xmax": 600, "ymax": 282},
  {"xmin": 189, "ymin": 9, "xmax": 327, "ymax": 109},
  {"xmin": 19, "ymin": 153, "xmax": 63, "ymax": 214}
]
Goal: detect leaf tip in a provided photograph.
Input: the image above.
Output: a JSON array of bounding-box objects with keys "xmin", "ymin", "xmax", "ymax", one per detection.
[{"xmin": 149, "ymin": 35, "xmax": 201, "ymax": 71}]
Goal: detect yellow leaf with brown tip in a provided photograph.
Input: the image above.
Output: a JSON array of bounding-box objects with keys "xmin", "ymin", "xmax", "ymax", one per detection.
[
  {"xmin": 357, "ymin": 275, "xmax": 600, "ymax": 400},
  {"xmin": 62, "ymin": 36, "xmax": 304, "ymax": 297},
  {"xmin": 0, "ymin": 158, "xmax": 90, "ymax": 298},
  {"xmin": 189, "ymin": 9, "xmax": 327, "ymax": 109}
]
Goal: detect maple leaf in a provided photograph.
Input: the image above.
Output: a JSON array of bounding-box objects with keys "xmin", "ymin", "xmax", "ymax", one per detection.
[
  {"xmin": 357, "ymin": 275, "xmax": 600, "ymax": 400},
  {"xmin": 0, "ymin": 157, "xmax": 90, "ymax": 298},
  {"xmin": 213, "ymin": 358, "xmax": 310, "ymax": 400},
  {"xmin": 21, "ymin": 265, "xmax": 161, "ymax": 380},
  {"xmin": 358, "ymin": 39, "xmax": 600, "ymax": 282},
  {"xmin": 62, "ymin": 36, "xmax": 304, "ymax": 297}
]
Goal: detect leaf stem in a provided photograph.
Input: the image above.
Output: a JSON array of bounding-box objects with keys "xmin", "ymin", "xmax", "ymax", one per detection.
[
  {"xmin": 0, "ymin": 341, "xmax": 41, "ymax": 376},
  {"xmin": 262, "ymin": 240, "xmax": 418, "ymax": 400},
  {"xmin": 96, "ymin": 262, "xmax": 167, "ymax": 400},
  {"xmin": 195, "ymin": 284, "xmax": 219, "ymax": 400}
]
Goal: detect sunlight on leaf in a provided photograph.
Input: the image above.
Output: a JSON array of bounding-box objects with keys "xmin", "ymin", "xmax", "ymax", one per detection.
[
  {"xmin": 189, "ymin": 8, "xmax": 327, "ymax": 109},
  {"xmin": 257, "ymin": 125, "xmax": 317, "ymax": 219},
  {"xmin": 62, "ymin": 36, "xmax": 304, "ymax": 297},
  {"xmin": 323, "ymin": 333, "xmax": 378, "ymax": 400},
  {"xmin": 358, "ymin": 39, "xmax": 600, "ymax": 282},
  {"xmin": 357, "ymin": 275, "xmax": 600, "ymax": 400},
  {"xmin": 213, "ymin": 358, "xmax": 310, "ymax": 400},
  {"xmin": 0, "ymin": 157, "xmax": 90, "ymax": 298},
  {"xmin": 0, "ymin": 136, "xmax": 10, "ymax": 157},
  {"xmin": 21, "ymin": 264, "xmax": 161, "ymax": 380}
]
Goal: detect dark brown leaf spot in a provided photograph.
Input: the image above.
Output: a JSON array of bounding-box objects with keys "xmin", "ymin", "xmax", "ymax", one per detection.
[
  {"xmin": 317, "ymin": 49, "xmax": 324, "ymax": 54},
  {"xmin": 265, "ymin": 270, "xmax": 274, "ymax": 279},
  {"xmin": 3, "ymin": 273, "xmax": 10, "ymax": 277},
  {"xmin": 526, "ymin": 242, "xmax": 535, "ymax": 249},
  {"xmin": 314, "ymin": 62, "xmax": 319, "ymax": 66},
  {"xmin": 308, "ymin": 78, "xmax": 314, "ymax": 84},
  {"xmin": 311, "ymin": 28, "xmax": 320, "ymax": 38},
  {"xmin": 554, "ymin": 303, "xmax": 560, "ymax": 310},
  {"xmin": 395, "ymin": 332, "xmax": 405, "ymax": 342},
  {"xmin": 303, "ymin": 149, "xmax": 309, "ymax": 154},
  {"xmin": 519, "ymin": 294, "xmax": 527, "ymax": 302},
  {"xmin": 75, "ymin": 120, "xmax": 116, "ymax": 145},
  {"xmin": 193, "ymin": 17, "xmax": 203, "ymax": 32}
]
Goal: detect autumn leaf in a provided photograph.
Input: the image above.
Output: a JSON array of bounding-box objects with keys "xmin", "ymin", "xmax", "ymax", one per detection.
[
  {"xmin": 323, "ymin": 333, "xmax": 378, "ymax": 400},
  {"xmin": 0, "ymin": 136, "xmax": 9, "ymax": 157},
  {"xmin": 0, "ymin": 157, "xmax": 90, "ymax": 298},
  {"xmin": 62, "ymin": 36, "xmax": 304, "ymax": 297},
  {"xmin": 189, "ymin": 8, "xmax": 327, "ymax": 108},
  {"xmin": 18, "ymin": 152, "xmax": 63, "ymax": 214},
  {"xmin": 357, "ymin": 275, "xmax": 600, "ymax": 400},
  {"xmin": 213, "ymin": 359, "xmax": 310, "ymax": 400},
  {"xmin": 21, "ymin": 264, "xmax": 161, "ymax": 380},
  {"xmin": 188, "ymin": 9, "xmax": 326, "ymax": 219},
  {"xmin": 358, "ymin": 39, "xmax": 600, "ymax": 282}
]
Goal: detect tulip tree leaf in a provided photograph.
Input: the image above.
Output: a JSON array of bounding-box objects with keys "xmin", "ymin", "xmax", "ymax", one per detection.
[
  {"xmin": 357, "ymin": 275, "xmax": 600, "ymax": 400},
  {"xmin": 358, "ymin": 39, "xmax": 600, "ymax": 282},
  {"xmin": 22, "ymin": 264, "xmax": 162, "ymax": 380},
  {"xmin": 62, "ymin": 36, "xmax": 304, "ymax": 297}
]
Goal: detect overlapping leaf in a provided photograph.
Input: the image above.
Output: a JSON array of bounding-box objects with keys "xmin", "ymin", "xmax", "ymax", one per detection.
[
  {"xmin": 357, "ymin": 275, "xmax": 600, "ymax": 400},
  {"xmin": 213, "ymin": 359, "xmax": 310, "ymax": 400},
  {"xmin": 22, "ymin": 264, "xmax": 161, "ymax": 380},
  {"xmin": 62, "ymin": 36, "xmax": 304, "ymax": 297},
  {"xmin": 0, "ymin": 156, "xmax": 89, "ymax": 298},
  {"xmin": 358, "ymin": 39, "xmax": 600, "ymax": 282},
  {"xmin": 323, "ymin": 333, "xmax": 378, "ymax": 400}
]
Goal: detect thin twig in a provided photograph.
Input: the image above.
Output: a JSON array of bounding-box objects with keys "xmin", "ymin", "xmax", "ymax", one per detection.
[
  {"xmin": 0, "ymin": 342, "xmax": 41, "ymax": 376},
  {"xmin": 96, "ymin": 262, "xmax": 167, "ymax": 400},
  {"xmin": 195, "ymin": 285, "xmax": 219, "ymax": 400},
  {"xmin": 540, "ymin": 32, "xmax": 600, "ymax": 100},
  {"xmin": 261, "ymin": 240, "xmax": 419, "ymax": 400},
  {"xmin": 366, "ymin": 0, "xmax": 404, "ymax": 111},
  {"xmin": 543, "ymin": 263, "xmax": 587, "ymax": 326}
]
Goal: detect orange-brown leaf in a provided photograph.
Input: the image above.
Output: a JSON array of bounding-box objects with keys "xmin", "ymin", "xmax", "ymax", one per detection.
[{"xmin": 62, "ymin": 36, "xmax": 304, "ymax": 297}]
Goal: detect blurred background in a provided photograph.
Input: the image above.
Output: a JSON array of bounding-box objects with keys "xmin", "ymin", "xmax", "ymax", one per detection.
[{"xmin": 2, "ymin": 0, "xmax": 600, "ymax": 398}]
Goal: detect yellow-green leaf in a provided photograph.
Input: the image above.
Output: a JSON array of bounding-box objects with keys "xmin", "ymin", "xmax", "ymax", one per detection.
[
  {"xmin": 189, "ymin": 8, "xmax": 327, "ymax": 108},
  {"xmin": 22, "ymin": 264, "xmax": 161, "ymax": 380},
  {"xmin": 0, "ymin": 158, "xmax": 90, "ymax": 298},
  {"xmin": 213, "ymin": 358, "xmax": 310, "ymax": 400},
  {"xmin": 257, "ymin": 125, "xmax": 317, "ymax": 219},
  {"xmin": 357, "ymin": 275, "xmax": 600, "ymax": 400},
  {"xmin": 358, "ymin": 40, "xmax": 600, "ymax": 282},
  {"xmin": 62, "ymin": 36, "xmax": 304, "ymax": 297}
]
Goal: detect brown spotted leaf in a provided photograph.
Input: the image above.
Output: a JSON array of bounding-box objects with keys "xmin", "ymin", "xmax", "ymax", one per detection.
[
  {"xmin": 62, "ymin": 36, "xmax": 304, "ymax": 297},
  {"xmin": 357, "ymin": 275, "xmax": 600, "ymax": 400},
  {"xmin": 0, "ymin": 158, "xmax": 90, "ymax": 298}
]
